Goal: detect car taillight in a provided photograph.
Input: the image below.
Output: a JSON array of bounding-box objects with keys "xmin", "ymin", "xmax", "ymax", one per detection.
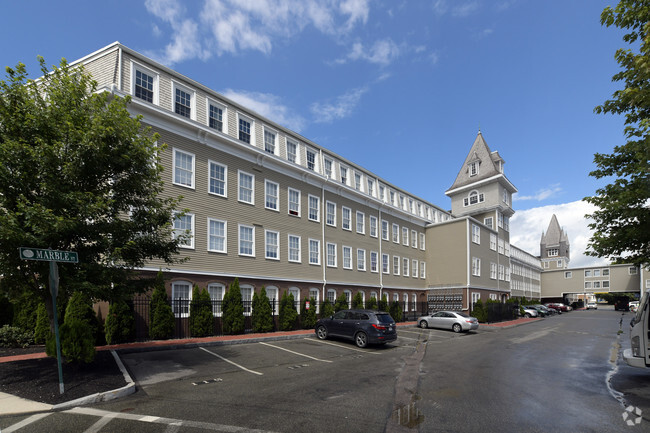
[{"xmin": 372, "ymin": 324, "xmax": 387, "ymax": 331}]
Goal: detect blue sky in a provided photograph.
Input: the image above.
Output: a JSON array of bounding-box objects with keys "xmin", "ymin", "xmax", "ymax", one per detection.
[{"xmin": 0, "ymin": 0, "xmax": 628, "ymax": 267}]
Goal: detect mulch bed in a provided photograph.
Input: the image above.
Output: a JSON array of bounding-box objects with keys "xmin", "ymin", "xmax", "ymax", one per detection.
[{"xmin": 0, "ymin": 349, "xmax": 127, "ymax": 405}]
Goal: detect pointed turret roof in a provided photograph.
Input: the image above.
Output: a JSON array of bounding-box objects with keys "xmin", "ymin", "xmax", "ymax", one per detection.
[{"xmin": 541, "ymin": 214, "xmax": 570, "ymax": 246}]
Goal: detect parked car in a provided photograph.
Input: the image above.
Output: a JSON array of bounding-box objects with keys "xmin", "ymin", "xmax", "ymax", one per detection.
[
  {"xmin": 546, "ymin": 303, "xmax": 569, "ymax": 312},
  {"xmin": 517, "ymin": 305, "xmax": 539, "ymax": 318},
  {"xmin": 526, "ymin": 305, "xmax": 548, "ymax": 317},
  {"xmin": 586, "ymin": 302, "xmax": 598, "ymax": 310},
  {"xmin": 417, "ymin": 311, "xmax": 479, "ymax": 333},
  {"xmin": 315, "ymin": 309, "xmax": 397, "ymax": 348},
  {"xmin": 534, "ymin": 304, "xmax": 555, "ymax": 316},
  {"xmin": 543, "ymin": 303, "xmax": 562, "ymax": 314}
]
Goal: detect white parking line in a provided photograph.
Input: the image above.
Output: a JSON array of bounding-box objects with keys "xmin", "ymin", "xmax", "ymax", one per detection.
[
  {"xmin": 199, "ymin": 347, "xmax": 263, "ymax": 375},
  {"xmin": 259, "ymin": 342, "xmax": 333, "ymax": 362},
  {"xmin": 83, "ymin": 412, "xmax": 118, "ymax": 433},
  {"xmin": 311, "ymin": 338, "xmax": 381, "ymax": 354},
  {"xmin": 3, "ymin": 413, "xmax": 51, "ymax": 433}
]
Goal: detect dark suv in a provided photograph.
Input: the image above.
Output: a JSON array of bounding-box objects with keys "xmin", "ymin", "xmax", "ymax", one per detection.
[{"xmin": 315, "ymin": 309, "xmax": 397, "ymax": 348}]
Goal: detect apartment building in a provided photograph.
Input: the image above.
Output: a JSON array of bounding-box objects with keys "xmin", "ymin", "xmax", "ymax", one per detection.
[{"xmin": 71, "ymin": 42, "xmax": 543, "ymax": 314}]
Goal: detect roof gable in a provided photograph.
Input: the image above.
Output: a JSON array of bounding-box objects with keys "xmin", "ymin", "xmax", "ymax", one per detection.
[{"xmin": 446, "ymin": 132, "xmax": 501, "ymax": 193}]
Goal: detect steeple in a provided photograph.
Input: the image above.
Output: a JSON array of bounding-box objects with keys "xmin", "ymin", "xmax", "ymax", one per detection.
[{"xmin": 540, "ymin": 214, "xmax": 570, "ymax": 268}]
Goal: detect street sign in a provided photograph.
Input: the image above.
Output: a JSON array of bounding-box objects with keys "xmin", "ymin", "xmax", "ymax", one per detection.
[{"xmin": 19, "ymin": 247, "xmax": 78, "ymax": 263}]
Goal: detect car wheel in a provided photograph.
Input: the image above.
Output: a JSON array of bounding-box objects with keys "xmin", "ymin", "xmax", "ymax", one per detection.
[
  {"xmin": 419, "ymin": 320, "xmax": 428, "ymax": 329},
  {"xmin": 316, "ymin": 325, "xmax": 328, "ymax": 340},
  {"xmin": 452, "ymin": 323, "xmax": 462, "ymax": 333},
  {"xmin": 355, "ymin": 331, "xmax": 368, "ymax": 348},
  {"xmin": 524, "ymin": 313, "xmax": 531, "ymax": 318}
]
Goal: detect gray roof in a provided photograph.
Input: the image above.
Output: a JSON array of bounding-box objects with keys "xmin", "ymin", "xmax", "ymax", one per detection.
[{"xmin": 541, "ymin": 214, "xmax": 570, "ymax": 246}]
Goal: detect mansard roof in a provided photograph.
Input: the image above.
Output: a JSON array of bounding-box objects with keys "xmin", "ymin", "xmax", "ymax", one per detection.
[
  {"xmin": 445, "ymin": 131, "xmax": 517, "ymax": 195},
  {"xmin": 541, "ymin": 214, "xmax": 570, "ymax": 246}
]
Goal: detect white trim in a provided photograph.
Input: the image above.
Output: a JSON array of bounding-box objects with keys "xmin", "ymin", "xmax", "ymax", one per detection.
[
  {"xmin": 130, "ymin": 60, "xmax": 159, "ymax": 105},
  {"xmin": 172, "ymin": 148, "xmax": 195, "ymax": 189},
  {"xmin": 171, "ymin": 80, "xmax": 196, "ymax": 120},
  {"xmin": 207, "ymin": 217, "xmax": 227, "ymax": 253},
  {"xmin": 207, "ymin": 160, "xmax": 227, "ymax": 197}
]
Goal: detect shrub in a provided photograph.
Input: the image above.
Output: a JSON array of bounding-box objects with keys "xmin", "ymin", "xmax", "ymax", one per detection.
[
  {"xmin": 104, "ymin": 300, "xmax": 135, "ymax": 345},
  {"xmin": 149, "ymin": 270, "xmax": 167, "ymax": 326},
  {"xmin": 0, "ymin": 325, "xmax": 34, "ymax": 348},
  {"xmin": 389, "ymin": 301, "xmax": 403, "ymax": 322},
  {"xmin": 279, "ymin": 291, "xmax": 298, "ymax": 331},
  {"xmin": 334, "ymin": 293, "xmax": 348, "ymax": 312},
  {"xmin": 472, "ymin": 299, "xmax": 488, "ymax": 323},
  {"xmin": 366, "ymin": 296, "xmax": 378, "ymax": 311},
  {"xmin": 34, "ymin": 303, "xmax": 50, "ymax": 344},
  {"xmin": 252, "ymin": 287, "xmax": 274, "ymax": 333},
  {"xmin": 378, "ymin": 294, "xmax": 388, "ymax": 312},
  {"xmin": 150, "ymin": 302, "xmax": 175, "ymax": 340},
  {"xmin": 222, "ymin": 279, "xmax": 245, "ymax": 335},
  {"xmin": 65, "ymin": 291, "xmax": 102, "ymax": 345},
  {"xmin": 190, "ymin": 286, "xmax": 214, "ymax": 338},
  {"xmin": 47, "ymin": 318, "xmax": 95, "ymax": 363},
  {"xmin": 320, "ymin": 299, "xmax": 334, "ymax": 318},
  {"xmin": 0, "ymin": 294, "xmax": 13, "ymax": 326},
  {"xmin": 351, "ymin": 292, "xmax": 364, "ymax": 309},
  {"xmin": 300, "ymin": 297, "xmax": 318, "ymax": 329},
  {"xmin": 12, "ymin": 292, "xmax": 39, "ymax": 332}
]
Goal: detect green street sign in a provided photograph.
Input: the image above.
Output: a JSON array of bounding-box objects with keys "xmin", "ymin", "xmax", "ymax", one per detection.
[{"xmin": 19, "ymin": 247, "xmax": 78, "ymax": 263}]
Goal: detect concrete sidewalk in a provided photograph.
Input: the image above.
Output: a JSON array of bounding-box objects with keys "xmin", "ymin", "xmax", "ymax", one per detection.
[{"xmin": 0, "ymin": 317, "xmax": 539, "ymax": 416}]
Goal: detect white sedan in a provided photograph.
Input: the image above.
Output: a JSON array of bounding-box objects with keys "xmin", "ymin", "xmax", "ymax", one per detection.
[{"xmin": 417, "ymin": 311, "xmax": 479, "ymax": 333}]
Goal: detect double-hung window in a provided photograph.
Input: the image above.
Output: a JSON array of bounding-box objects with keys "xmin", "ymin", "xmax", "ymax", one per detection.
[
  {"xmin": 490, "ymin": 263, "xmax": 497, "ymax": 279},
  {"xmin": 420, "ymin": 261, "xmax": 426, "ymax": 279},
  {"xmin": 324, "ymin": 158, "xmax": 333, "ymax": 179},
  {"xmin": 472, "ymin": 224, "xmax": 480, "ymax": 244},
  {"xmin": 354, "ymin": 172, "xmax": 362, "ymax": 190},
  {"xmin": 382, "ymin": 254, "xmax": 389, "ymax": 274},
  {"xmin": 174, "ymin": 85, "xmax": 193, "ymax": 118},
  {"xmin": 173, "ymin": 212, "xmax": 194, "ymax": 248},
  {"xmin": 306, "ymin": 149, "xmax": 316, "ymax": 171},
  {"xmin": 357, "ymin": 249, "xmax": 366, "ymax": 271},
  {"xmin": 326, "ymin": 201, "xmax": 336, "ymax": 226},
  {"xmin": 343, "ymin": 246, "xmax": 352, "ymax": 269},
  {"xmin": 411, "ymin": 230, "xmax": 417, "ymax": 248},
  {"xmin": 419, "ymin": 233, "xmax": 425, "ymax": 250},
  {"xmin": 490, "ymin": 233, "xmax": 497, "ymax": 251},
  {"xmin": 208, "ymin": 161, "xmax": 226, "ymax": 197},
  {"xmin": 402, "ymin": 227, "xmax": 409, "ymax": 245},
  {"xmin": 286, "ymin": 141, "xmax": 298, "ymax": 163},
  {"xmin": 173, "ymin": 149, "xmax": 194, "ymax": 188},
  {"xmin": 392, "ymin": 224, "xmax": 399, "ymax": 243},
  {"xmin": 264, "ymin": 129, "xmax": 276, "ymax": 155},
  {"xmin": 239, "ymin": 225, "xmax": 255, "ymax": 256},
  {"xmin": 403, "ymin": 258, "xmax": 409, "ymax": 276},
  {"xmin": 356, "ymin": 211, "xmax": 365, "ymax": 234},
  {"xmin": 367, "ymin": 179, "xmax": 375, "ymax": 196},
  {"xmin": 265, "ymin": 230, "xmax": 279, "ymax": 260},
  {"xmin": 238, "ymin": 115, "xmax": 252, "ymax": 144},
  {"xmin": 393, "ymin": 256, "xmax": 400, "ymax": 275},
  {"xmin": 134, "ymin": 68, "xmax": 155, "ymax": 103},
  {"xmin": 309, "ymin": 239, "xmax": 320, "ymax": 264},
  {"xmin": 208, "ymin": 102, "xmax": 224, "ymax": 132},
  {"xmin": 171, "ymin": 281, "xmax": 191, "ymax": 318},
  {"xmin": 412, "ymin": 259, "xmax": 418, "ymax": 278},
  {"xmin": 207, "ymin": 218, "xmax": 226, "ymax": 253},
  {"xmin": 381, "ymin": 220, "xmax": 389, "ymax": 240},
  {"xmin": 265, "ymin": 180, "xmax": 279, "ymax": 211},
  {"xmin": 369, "ymin": 216, "xmax": 377, "ymax": 238},
  {"xmin": 370, "ymin": 251, "xmax": 378, "ymax": 273},
  {"xmin": 340, "ymin": 166, "xmax": 348, "ymax": 184},
  {"xmin": 308, "ymin": 195, "xmax": 320, "ymax": 221},
  {"xmin": 288, "ymin": 188, "xmax": 300, "ymax": 216},
  {"xmin": 472, "ymin": 257, "xmax": 481, "ymax": 276},
  {"xmin": 342, "ymin": 207, "xmax": 351, "ymax": 230},
  {"xmin": 327, "ymin": 243, "xmax": 337, "ymax": 267},
  {"xmin": 288, "ymin": 235, "xmax": 301, "ymax": 262},
  {"xmin": 238, "ymin": 171, "xmax": 254, "ymax": 204}
]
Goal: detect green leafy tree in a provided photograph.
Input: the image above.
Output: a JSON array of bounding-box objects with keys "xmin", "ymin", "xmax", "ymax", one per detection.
[
  {"xmin": 279, "ymin": 291, "xmax": 298, "ymax": 331},
  {"xmin": 189, "ymin": 286, "xmax": 213, "ymax": 338},
  {"xmin": 351, "ymin": 292, "xmax": 364, "ymax": 309},
  {"xmin": 300, "ymin": 297, "xmax": 318, "ymax": 329},
  {"xmin": 472, "ymin": 299, "xmax": 488, "ymax": 323},
  {"xmin": 320, "ymin": 299, "xmax": 334, "ymax": 318},
  {"xmin": 46, "ymin": 318, "xmax": 95, "ymax": 363},
  {"xmin": 378, "ymin": 294, "xmax": 389, "ymax": 312},
  {"xmin": 586, "ymin": 1, "xmax": 650, "ymax": 267},
  {"xmin": 252, "ymin": 287, "xmax": 274, "ymax": 333},
  {"xmin": 222, "ymin": 279, "xmax": 245, "ymax": 335},
  {"xmin": 64, "ymin": 291, "xmax": 102, "ymax": 345},
  {"xmin": 104, "ymin": 300, "xmax": 135, "ymax": 345},
  {"xmin": 334, "ymin": 293, "xmax": 348, "ymax": 312},
  {"xmin": 34, "ymin": 303, "xmax": 50, "ymax": 344},
  {"xmin": 389, "ymin": 301, "xmax": 403, "ymax": 322},
  {"xmin": 366, "ymin": 296, "xmax": 378, "ymax": 311},
  {"xmin": 0, "ymin": 58, "xmax": 186, "ymax": 330}
]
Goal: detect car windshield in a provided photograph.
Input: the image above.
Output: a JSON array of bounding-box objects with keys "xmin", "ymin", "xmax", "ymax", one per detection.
[{"xmin": 375, "ymin": 313, "xmax": 394, "ymax": 324}]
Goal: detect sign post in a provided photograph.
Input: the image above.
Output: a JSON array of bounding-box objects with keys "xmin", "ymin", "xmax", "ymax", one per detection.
[{"xmin": 19, "ymin": 247, "xmax": 78, "ymax": 395}]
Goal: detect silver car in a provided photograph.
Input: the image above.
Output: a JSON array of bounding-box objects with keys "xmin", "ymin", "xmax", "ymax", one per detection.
[{"xmin": 417, "ymin": 311, "xmax": 479, "ymax": 333}]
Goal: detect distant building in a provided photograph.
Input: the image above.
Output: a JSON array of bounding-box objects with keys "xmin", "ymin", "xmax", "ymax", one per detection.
[{"xmin": 540, "ymin": 214, "xmax": 570, "ymax": 270}]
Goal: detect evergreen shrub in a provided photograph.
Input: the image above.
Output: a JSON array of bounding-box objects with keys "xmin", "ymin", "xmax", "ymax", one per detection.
[
  {"xmin": 104, "ymin": 300, "xmax": 135, "ymax": 345},
  {"xmin": 0, "ymin": 325, "xmax": 33, "ymax": 348},
  {"xmin": 320, "ymin": 299, "xmax": 334, "ymax": 318},
  {"xmin": 279, "ymin": 291, "xmax": 298, "ymax": 331},
  {"xmin": 190, "ymin": 286, "xmax": 214, "ymax": 338},
  {"xmin": 252, "ymin": 287, "xmax": 274, "ymax": 333},
  {"xmin": 300, "ymin": 297, "xmax": 318, "ymax": 329},
  {"xmin": 222, "ymin": 279, "xmax": 245, "ymax": 335},
  {"xmin": 34, "ymin": 303, "xmax": 50, "ymax": 344}
]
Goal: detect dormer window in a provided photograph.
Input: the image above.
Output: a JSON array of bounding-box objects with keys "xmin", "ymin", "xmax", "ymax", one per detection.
[
  {"xmin": 463, "ymin": 190, "xmax": 484, "ymax": 206},
  {"xmin": 469, "ymin": 161, "xmax": 479, "ymax": 176}
]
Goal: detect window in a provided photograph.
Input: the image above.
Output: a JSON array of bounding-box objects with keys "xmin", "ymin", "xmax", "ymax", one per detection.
[
  {"xmin": 412, "ymin": 259, "xmax": 418, "ymax": 278},
  {"xmin": 265, "ymin": 180, "xmax": 279, "ymax": 211},
  {"xmin": 327, "ymin": 289, "xmax": 336, "ymax": 303},
  {"xmin": 464, "ymin": 190, "xmax": 484, "ymax": 206},
  {"xmin": 382, "ymin": 254, "xmax": 389, "ymax": 274},
  {"xmin": 208, "ymin": 102, "xmax": 225, "ymax": 132},
  {"xmin": 265, "ymin": 230, "xmax": 279, "ymax": 259},
  {"xmin": 340, "ymin": 166, "xmax": 348, "ymax": 184},
  {"xmin": 324, "ymin": 158, "xmax": 333, "ymax": 178},
  {"xmin": 207, "ymin": 284, "xmax": 224, "ymax": 316},
  {"xmin": 171, "ymin": 281, "xmax": 191, "ymax": 317},
  {"xmin": 238, "ymin": 115, "xmax": 252, "ymax": 144},
  {"xmin": 498, "ymin": 264, "xmax": 505, "ymax": 280},
  {"xmin": 309, "ymin": 288, "xmax": 319, "ymax": 313},
  {"xmin": 504, "ymin": 216, "xmax": 510, "ymax": 232},
  {"xmin": 174, "ymin": 85, "xmax": 192, "ymax": 118},
  {"xmin": 173, "ymin": 149, "xmax": 194, "ymax": 188},
  {"xmin": 381, "ymin": 220, "xmax": 389, "ymax": 240},
  {"xmin": 288, "ymin": 188, "xmax": 300, "ymax": 217},
  {"xmin": 354, "ymin": 172, "xmax": 362, "ymax": 190},
  {"xmin": 289, "ymin": 288, "xmax": 300, "ymax": 308},
  {"xmin": 326, "ymin": 201, "xmax": 336, "ymax": 226},
  {"xmin": 356, "ymin": 211, "xmax": 365, "ymax": 234},
  {"xmin": 603, "ymin": 280, "xmax": 610, "ymax": 288},
  {"xmin": 208, "ymin": 161, "xmax": 227, "ymax": 197},
  {"xmin": 264, "ymin": 129, "xmax": 276, "ymax": 154},
  {"xmin": 548, "ymin": 248, "xmax": 559, "ymax": 257},
  {"xmin": 472, "ymin": 224, "xmax": 480, "ymax": 244},
  {"xmin": 629, "ymin": 267, "xmax": 638, "ymax": 275},
  {"xmin": 392, "ymin": 223, "xmax": 400, "ymax": 243},
  {"xmin": 471, "ymin": 292, "xmax": 480, "ymax": 306},
  {"xmin": 369, "ymin": 216, "xmax": 378, "ymax": 238},
  {"xmin": 207, "ymin": 218, "xmax": 226, "ymax": 253},
  {"xmin": 342, "ymin": 207, "xmax": 351, "ymax": 230},
  {"xmin": 484, "ymin": 217, "xmax": 493, "ymax": 229},
  {"xmin": 490, "ymin": 233, "xmax": 497, "ymax": 251},
  {"xmin": 370, "ymin": 251, "xmax": 378, "ymax": 273},
  {"xmin": 565, "ymin": 271, "xmax": 572, "ymax": 279},
  {"xmin": 239, "ymin": 225, "xmax": 255, "ymax": 256},
  {"xmin": 403, "ymin": 257, "xmax": 409, "ymax": 276},
  {"xmin": 287, "ymin": 141, "xmax": 298, "ymax": 163},
  {"xmin": 594, "ymin": 269, "xmax": 601, "ymax": 277},
  {"xmin": 238, "ymin": 171, "xmax": 254, "ymax": 204},
  {"xmin": 411, "ymin": 230, "xmax": 417, "ymax": 248},
  {"xmin": 469, "ymin": 161, "xmax": 479, "ymax": 176},
  {"xmin": 503, "ymin": 189, "xmax": 510, "ymax": 205},
  {"xmin": 173, "ymin": 212, "xmax": 194, "ymax": 248},
  {"xmin": 308, "ymin": 195, "xmax": 320, "ymax": 222},
  {"xmin": 393, "ymin": 256, "xmax": 400, "ymax": 275},
  {"xmin": 327, "ymin": 242, "xmax": 337, "ymax": 267},
  {"xmin": 343, "ymin": 246, "xmax": 352, "ymax": 269},
  {"xmin": 241, "ymin": 285, "xmax": 253, "ymax": 316},
  {"xmin": 585, "ymin": 281, "xmax": 592, "ymax": 289},
  {"xmin": 288, "ymin": 234, "xmax": 301, "ymax": 262},
  {"xmin": 593, "ymin": 281, "xmax": 601, "ymax": 289},
  {"xmin": 402, "ymin": 227, "xmax": 409, "ymax": 246},
  {"xmin": 309, "ymin": 239, "xmax": 320, "ymax": 264},
  {"xmin": 367, "ymin": 179, "xmax": 375, "ymax": 196},
  {"xmin": 498, "ymin": 239, "xmax": 505, "ymax": 254},
  {"xmin": 490, "ymin": 262, "xmax": 497, "ymax": 279},
  {"xmin": 306, "ymin": 149, "xmax": 316, "ymax": 171},
  {"xmin": 419, "ymin": 233, "xmax": 425, "ymax": 250},
  {"xmin": 134, "ymin": 67, "xmax": 156, "ymax": 103},
  {"xmin": 585, "ymin": 270, "xmax": 592, "ymax": 277},
  {"xmin": 603, "ymin": 269, "xmax": 610, "ymax": 276},
  {"xmin": 265, "ymin": 286, "xmax": 278, "ymax": 315},
  {"xmin": 420, "ymin": 261, "xmax": 426, "ymax": 279},
  {"xmin": 357, "ymin": 249, "xmax": 366, "ymax": 271},
  {"xmin": 472, "ymin": 257, "xmax": 481, "ymax": 276}
]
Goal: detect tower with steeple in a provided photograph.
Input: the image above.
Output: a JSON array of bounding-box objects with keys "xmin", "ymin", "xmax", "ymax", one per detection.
[{"xmin": 540, "ymin": 214, "xmax": 570, "ymax": 269}]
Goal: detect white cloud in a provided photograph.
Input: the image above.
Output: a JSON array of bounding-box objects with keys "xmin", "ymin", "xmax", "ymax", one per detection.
[
  {"xmin": 221, "ymin": 89, "xmax": 306, "ymax": 133},
  {"xmin": 342, "ymin": 39, "xmax": 401, "ymax": 65},
  {"xmin": 310, "ymin": 87, "xmax": 368, "ymax": 123},
  {"xmin": 433, "ymin": 0, "xmax": 480, "ymax": 17},
  {"xmin": 510, "ymin": 200, "xmax": 610, "ymax": 268},
  {"xmin": 452, "ymin": 1, "xmax": 479, "ymax": 17},
  {"xmin": 514, "ymin": 184, "xmax": 563, "ymax": 202}
]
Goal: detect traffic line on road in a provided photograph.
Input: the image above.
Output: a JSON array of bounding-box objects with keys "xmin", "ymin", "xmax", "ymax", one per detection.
[
  {"xmin": 3, "ymin": 413, "xmax": 51, "ymax": 433},
  {"xmin": 200, "ymin": 346, "xmax": 264, "ymax": 375},
  {"xmin": 83, "ymin": 411, "xmax": 118, "ymax": 433},
  {"xmin": 311, "ymin": 338, "xmax": 381, "ymax": 354},
  {"xmin": 259, "ymin": 341, "xmax": 333, "ymax": 362}
]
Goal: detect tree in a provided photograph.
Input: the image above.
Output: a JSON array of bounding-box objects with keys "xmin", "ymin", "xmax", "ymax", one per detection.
[
  {"xmin": 351, "ymin": 292, "xmax": 364, "ymax": 309},
  {"xmin": 252, "ymin": 287, "xmax": 274, "ymax": 333},
  {"xmin": 279, "ymin": 291, "xmax": 298, "ymax": 331},
  {"xmin": 104, "ymin": 299, "xmax": 135, "ymax": 345},
  {"xmin": 0, "ymin": 58, "xmax": 186, "ymax": 329},
  {"xmin": 320, "ymin": 299, "xmax": 334, "ymax": 318},
  {"xmin": 189, "ymin": 286, "xmax": 213, "ymax": 338},
  {"xmin": 366, "ymin": 296, "xmax": 378, "ymax": 311},
  {"xmin": 300, "ymin": 297, "xmax": 318, "ymax": 329},
  {"xmin": 586, "ymin": 1, "xmax": 650, "ymax": 267},
  {"xmin": 222, "ymin": 279, "xmax": 245, "ymax": 335},
  {"xmin": 64, "ymin": 291, "xmax": 102, "ymax": 345},
  {"xmin": 334, "ymin": 293, "xmax": 348, "ymax": 312},
  {"xmin": 149, "ymin": 271, "xmax": 174, "ymax": 340}
]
